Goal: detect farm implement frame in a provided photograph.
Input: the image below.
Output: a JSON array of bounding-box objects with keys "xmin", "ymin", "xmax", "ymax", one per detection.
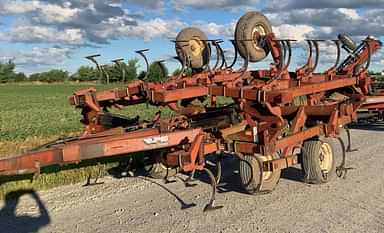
[{"xmin": 1, "ymin": 11, "xmax": 383, "ymax": 211}]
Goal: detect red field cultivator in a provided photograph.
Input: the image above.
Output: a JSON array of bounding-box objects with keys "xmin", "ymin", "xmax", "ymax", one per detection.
[{"xmin": 1, "ymin": 12, "xmax": 382, "ymax": 211}]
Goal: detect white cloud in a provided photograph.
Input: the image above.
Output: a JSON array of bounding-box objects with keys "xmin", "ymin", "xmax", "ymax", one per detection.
[
  {"xmin": 173, "ymin": 0, "xmax": 258, "ymax": 9},
  {"xmin": 119, "ymin": 18, "xmax": 185, "ymax": 41},
  {"xmin": 338, "ymin": 8, "xmax": 361, "ymax": 20},
  {"xmin": 0, "ymin": 25, "xmax": 85, "ymax": 45},
  {"xmin": 0, "ymin": 47, "xmax": 72, "ymax": 67},
  {"xmin": 0, "ymin": 0, "xmax": 40, "ymax": 15},
  {"xmin": 191, "ymin": 21, "xmax": 235, "ymax": 37},
  {"xmin": 33, "ymin": 3, "xmax": 80, "ymax": 24},
  {"xmin": 273, "ymin": 24, "xmax": 314, "ymax": 41}
]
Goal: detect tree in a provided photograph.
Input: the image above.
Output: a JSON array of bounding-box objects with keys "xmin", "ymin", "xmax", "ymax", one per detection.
[
  {"xmin": 29, "ymin": 69, "xmax": 69, "ymax": 82},
  {"xmin": 13, "ymin": 72, "xmax": 27, "ymax": 82},
  {"xmin": 147, "ymin": 62, "xmax": 168, "ymax": 82},
  {"xmin": 125, "ymin": 58, "xmax": 139, "ymax": 82},
  {"xmin": 71, "ymin": 66, "xmax": 98, "ymax": 82},
  {"xmin": 0, "ymin": 60, "xmax": 16, "ymax": 83},
  {"xmin": 96, "ymin": 58, "xmax": 140, "ymax": 83},
  {"xmin": 29, "ymin": 73, "xmax": 40, "ymax": 82}
]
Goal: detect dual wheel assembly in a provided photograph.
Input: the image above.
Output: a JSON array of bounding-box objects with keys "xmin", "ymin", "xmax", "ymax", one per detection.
[
  {"xmin": 239, "ymin": 137, "xmax": 337, "ymax": 195},
  {"xmin": 174, "ymin": 11, "xmax": 273, "ymax": 71}
]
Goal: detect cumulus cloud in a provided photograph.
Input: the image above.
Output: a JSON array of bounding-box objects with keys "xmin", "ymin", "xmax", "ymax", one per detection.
[
  {"xmin": 1, "ymin": 0, "xmax": 383, "ymax": 71},
  {"xmin": 1, "ymin": 47, "xmax": 72, "ymax": 66},
  {"xmin": 273, "ymin": 24, "xmax": 314, "ymax": 41},
  {"xmin": 0, "ymin": 0, "xmax": 184, "ymax": 45},
  {"xmin": 266, "ymin": 7, "xmax": 384, "ymax": 40},
  {"xmin": 0, "ymin": 25, "xmax": 85, "ymax": 45},
  {"xmin": 192, "ymin": 21, "xmax": 236, "ymax": 37},
  {"xmin": 266, "ymin": 0, "xmax": 384, "ymax": 11},
  {"xmin": 119, "ymin": 18, "xmax": 185, "ymax": 41},
  {"xmin": 124, "ymin": 0, "xmax": 165, "ymax": 9},
  {"xmin": 173, "ymin": 0, "xmax": 259, "ymax": 9}
]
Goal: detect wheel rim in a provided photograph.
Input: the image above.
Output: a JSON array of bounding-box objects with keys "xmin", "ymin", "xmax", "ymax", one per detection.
[
  {"xmin": 255, "ymin": 154, "xmax": 273, "ymax": 181},
  {"xmin": 319, "ymin": 142, "xmax": 333, "ymax": 173},
  {"xmin": 251, "ymin": 24, "xmax": 267, "ymax": 51},
  {"xmin": 189, "ymin": 37, "xmax": 205, "ymax": 57}
]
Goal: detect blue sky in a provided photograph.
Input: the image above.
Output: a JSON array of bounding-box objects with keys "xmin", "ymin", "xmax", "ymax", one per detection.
[{"xmin": 0, "ymin": 0, "xmax": 383, "ymax": 75}]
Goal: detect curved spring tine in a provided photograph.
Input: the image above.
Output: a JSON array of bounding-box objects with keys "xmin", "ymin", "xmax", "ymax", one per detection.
[
  {"xmin": 111, "ymin": 58, "xmax": 125, "ymax": 82},
  {"xmin": 361, "ymin": 40, "xmax": 371, "ymax": 73},
  {"xmin": 237, "ymin": 47, "xmax": 249, "ymax": 75},
  {"xmin": 306, "ymin": 40, "xmax": 314, "ymax": 70},
  {"xmin": 211, "ymin": 41, "xmax": 221, "ymax": 70},
  {"xmin": 201, "ymin": 42, "xmax": 212, "ymax": 73},
  {"xmin": 273, "ymin": 40, "xmax": 285, "ymax": 79},
  {"xmin": 85, "ymin": 54, "xmax": 102, "ymax": 82},
  {"xmin": 85, "ymin": 54, "xmax": 101, "ymax": 72},
  {"xmin": 297, "ymin": 40, "xmax": 313, "ymax": 73},
  {"xmin": 277, "ymin": 40, "xmax": 285, "ymax": 71},
  {"xmin": 327, "ymin": 40, "xmax": 341, "ymax": 71},
  {"xmin": 100, "ymin": 64, "xmax": 110, "ymax": 84},
  {"xmin": 283, "ymin": 40, "xmax": 293, "ymax": 70},
  {"xmin": 310, "ymin": 40, "xmax": 321, "ymax": 73},
  {"xmin": 154, "ymin": 60, "xmax": 167, "ymax": 82},
  {"xmin": 135, "ymin": 49, "xmax": 150, "ymax": 80},
  {"xmin": 216, "ymin": 41, "xmax": 227, "ymax": 69},
  {"xmin": 228, "ymin": 40, "xmax": 239, "ymax": 69},
  {"xmin": 281, "ymin": 40, "xmax": 287, "ymax": 67},
  {"xmin": 175, "ymin": 48, "xmax": 188, "ymax": 79}
]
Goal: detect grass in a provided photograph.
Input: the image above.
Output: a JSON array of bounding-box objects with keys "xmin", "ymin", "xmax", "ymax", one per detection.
[
  {"xmin": 0, "ymin": 83, "xmax": 232, "ymax": 199},
  {"xmin": 0, "ymin": 83, "xmax": 162, "ymax": 198}
]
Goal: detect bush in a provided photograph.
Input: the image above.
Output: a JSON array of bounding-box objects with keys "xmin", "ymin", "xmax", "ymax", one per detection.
[{"xmin": 29, "ymin": 69, "xmax": 69, "ymax": 83}]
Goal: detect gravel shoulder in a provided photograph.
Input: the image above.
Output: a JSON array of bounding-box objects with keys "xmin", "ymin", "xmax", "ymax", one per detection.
[{"xmin": 1, "ymin": 128, "xmax": 384, "ymax": 233}]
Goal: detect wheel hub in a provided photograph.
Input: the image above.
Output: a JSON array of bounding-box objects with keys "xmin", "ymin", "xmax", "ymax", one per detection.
[
  {"xmin": 319, "ymin": 142, "xmax": 333, "ymax": 172},
  {"xmin": 189, "ymin": 38, "xmax": 204, "ymax": 57},
  {"xmin": 251, "ymin": 25, "xmax": 267, "ymax": 51}
]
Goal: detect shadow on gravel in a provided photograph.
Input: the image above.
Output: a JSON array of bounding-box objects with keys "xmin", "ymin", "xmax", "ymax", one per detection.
[
  {"xmin": 348, "ymin": 121, "xmax": 384, "ymax": 131},
  {"xmin": 0, "ymin": 189, "xmax": 50, "ymax": 233},
  {"xmin": 137, "ymin": 177, "xmax": 197, "ymax": 210},
  {"xmin": 107, "ymin": 155, "xmax": 306, "ymax": 199},
  {"xmin": 280, "ymin": 167, "xmax": 304, "ymax": 183},
  {"xmin": 108, "ymin": 166, "xmax": 197, "ymax": 210}
]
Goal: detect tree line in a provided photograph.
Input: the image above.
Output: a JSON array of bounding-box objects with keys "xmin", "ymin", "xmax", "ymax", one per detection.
[{"xmin": 0, "ymin": 59, "xmax": 181, "ymax": 83}]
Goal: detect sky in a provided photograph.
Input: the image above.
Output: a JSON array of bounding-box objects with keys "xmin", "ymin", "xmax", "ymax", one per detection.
[{"xmin": 0, "ymin": 0, "xmax": 383, "ymax": 75}]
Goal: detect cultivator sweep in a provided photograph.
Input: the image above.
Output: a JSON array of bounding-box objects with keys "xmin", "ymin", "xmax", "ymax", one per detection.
[{"xmin": 1, "ymin": 12, "xmax": 382, "ymax": 211}]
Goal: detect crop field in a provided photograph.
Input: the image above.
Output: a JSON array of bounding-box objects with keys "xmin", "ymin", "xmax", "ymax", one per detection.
[
  {"xmin": 0, "ymin": 83, "xmax": 165, "ymax": 198},
  {"xmin": 0, "ymin": 83, "xmax": 166, "ymax": 156}
]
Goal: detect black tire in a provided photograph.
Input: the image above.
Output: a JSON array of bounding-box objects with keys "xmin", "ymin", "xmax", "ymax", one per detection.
[
  {"xmin": 175, "ymin": 27, "xmax": 210, "ymax": 69},
  {"xmin": 338, "ymin": 34, "xmax": 357, "ymax": 52},
  {"xmin": 239, "ymin": 154, "xmax": 281, "ymax": 194},
  {"xmin": 301, "ymin": 137, "xmax": 337, "ymax": 184},
  {"xmin": 235, "ymin": 11, "xmax": 272, "ymax": 62}
]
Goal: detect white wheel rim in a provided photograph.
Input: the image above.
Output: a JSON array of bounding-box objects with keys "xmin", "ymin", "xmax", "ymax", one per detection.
[
  {"xmin": 255, "ymin": 154, "xmax": 273, "ymax": 181},
  {"xmin": 319, "ymin": 142, "xmax": 333, "ymax": 172},
  {"xmin": 189, "ymin": 37, "xmax": 205, "ymax": 57},
  {"xmin": 251, "ymin": 25, "xmax": 267, "ymax": 51}
]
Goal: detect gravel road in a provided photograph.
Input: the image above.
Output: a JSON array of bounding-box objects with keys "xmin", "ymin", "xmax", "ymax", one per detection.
[{"xmin": 1, "ymin": 127, "xmax": 384, "ymax": 233}]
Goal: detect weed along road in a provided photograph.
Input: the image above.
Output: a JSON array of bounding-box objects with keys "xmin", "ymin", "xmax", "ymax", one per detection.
[{"xmin": 1, "ymin": 128, "xmax": 383, "ymax": 233}]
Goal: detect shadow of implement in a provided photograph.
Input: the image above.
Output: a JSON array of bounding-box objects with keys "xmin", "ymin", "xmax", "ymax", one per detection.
[
  {"xmin": 0, "ymin": 189, "xmax": 51, "ymax": 233},
  {"xmin": 137, "ymin": 177, "xmax": 197, "ymax": 210}
]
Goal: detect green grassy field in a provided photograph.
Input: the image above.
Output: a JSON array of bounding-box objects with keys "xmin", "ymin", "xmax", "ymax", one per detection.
[
  {"xmin": 0, "ymin": 83, "xmax": 169, "ymax": 156},
  {"xmin": 0, "ymin": 83, "xmax": 164, "ymax": 142},
  {"xmin": 0, "ymin": 83, "xmax": 231, "ymax": 198},
  {"xmin": 0, "ymin": 83, "xmax": 161, "ymax": 198}
]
